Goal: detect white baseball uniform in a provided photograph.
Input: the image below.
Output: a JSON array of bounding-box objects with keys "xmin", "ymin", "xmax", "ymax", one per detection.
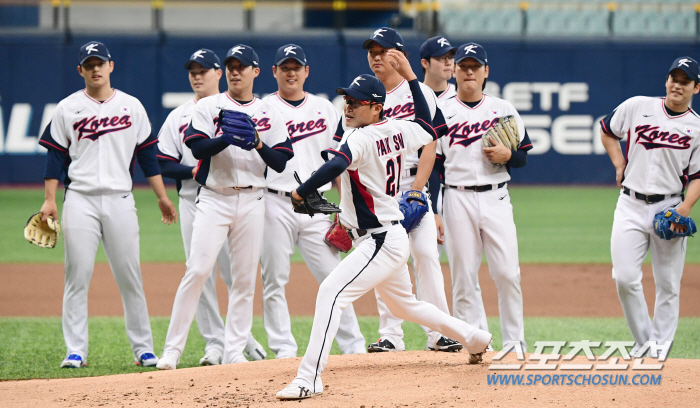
[
  {"xmin": 157, "ymin": 98, "xmax": 261, "ymax": 358},
  {"xmin": 366, "ymin": 79, "xmax": 452, "ymax": 348},
  {"xmin": 161, "ymin": 92, "xmax": 291, "ymax": 364},
  {"xmin": 601, "ymin": 96, "xmax": 700, "ymax": 354},
  {"xmin": 437, "ymin": 94, "xmax": 531, "ymax": 350},
  {"xmin": 260, "ymin": 92, "xmax": 365, "ymax": 357},
  {"xmin": 38, "ymin": 89, "xmax": 157, "ymax": 362},
  {"xmin": 291, "ymin": 117, "xmax": 492, "ymax": 393},
  {"xmin": 437, "ymin": 82, "xmax": 457, "ymax": 104}
]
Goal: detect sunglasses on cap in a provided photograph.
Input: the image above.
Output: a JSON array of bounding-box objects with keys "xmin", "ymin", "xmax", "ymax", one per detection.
[{"xmin": 344, "ymin": 97, "xmax": 378, "ymax": 108}]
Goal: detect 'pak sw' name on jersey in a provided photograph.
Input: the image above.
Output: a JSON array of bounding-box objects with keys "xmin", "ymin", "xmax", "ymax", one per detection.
[
  {"xmin": 262, "ymin": 92, "xmax": 339, "ymax": 193},
  {"xmin": 184, "ymin": 92, "xmax": 292, "ymax": 189},
  {"xmin": 330, "ymin": 118, "xmax": 435, "ymax": 230},
  {"xmin": 437, "ymin": 94, "xmax": 533, "ymax": 186},
  {"xmin": 39, "ymin": 89, "xmax": 155, "ymax": 194},
  {"xmin": 601, "ymin": 96, "xmax": 700, "ymax": 195},
  {"xmin": 156, "ymin": 98, "xmax": 199, "ymax": 201}
]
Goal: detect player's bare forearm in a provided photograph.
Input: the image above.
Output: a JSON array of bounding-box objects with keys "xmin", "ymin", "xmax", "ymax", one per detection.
[
  {"xmin": 412, "ymin": 140, "xmax": 437, "ymax": 191},
  {"xmin": 40, "ymin": 179, "xmax": 59, "ymax": 222},
  {"xmin": 147, "ymin": 175, "xmax": 178, "ymax": 224},
  {"xmin": 677, "ymin": 179, "xmax": 700, "ymax": 217},
  {"xmin": 600, "ymin": 129, "xmax": 626, "ymax": 187},
  {"xmin": 335, "ymin": 176, "xmax": 342, "ymax": 197}
]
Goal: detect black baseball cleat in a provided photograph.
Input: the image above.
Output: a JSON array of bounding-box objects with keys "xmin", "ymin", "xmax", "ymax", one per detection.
[
  {"xmin": 428, "ymin": 336, "xmax": 463, "ymax": 352},
  {"xmin": 367, "ymin": 338, "xmax": 405, "ymax": 353}
]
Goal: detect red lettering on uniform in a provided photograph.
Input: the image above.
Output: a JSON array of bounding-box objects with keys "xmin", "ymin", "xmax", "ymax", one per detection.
[
  {"xmin": 384, "ymin": 102, "xmax": 415, "ymax": 119},
  {"xmin": 74, "ymin": 115, "xmax": 133, "ymax": 141},
  {"xmin": 253, "ymin": 117, "xmax": 272, "ymax": 132},
  {"xmin": 287, "ymin": 118, "xmax": 328, "ymax": 143}
]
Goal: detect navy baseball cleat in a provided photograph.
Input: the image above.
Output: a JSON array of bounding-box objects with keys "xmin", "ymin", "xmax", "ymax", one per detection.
[
  {"xmin": 136, "ymin": 352, "xmax": 159, "ymax": 367},
  {"xmin": 60, "ymin": 354, "xmax": 86, "ymax": 368}
]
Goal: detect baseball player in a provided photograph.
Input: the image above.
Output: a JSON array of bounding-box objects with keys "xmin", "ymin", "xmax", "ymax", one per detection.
[
  {"xmin": 350, "ymin": 27, "xmax": 460, "ymax": 353},
  {"xmin": 259, "ymin": 44, "xmax": 365, "ymax": 358},
  {"xmin": 600, "ymin": 57, "xmax": 700, "ymax": 359},
  {"xmin": 37, "ymin": 41, "xmax": 177, "ymax": 368},
  {"xmin": 157, "ymin": 44, "xmax": 293, "ymax": 370},
  {"xmin": 420, "ymin": 36, "xmax": 457, "ymax": 105},
  {"xmin": 276, "ymin": 61, "xmax": 492, "ymax": 401},
  {"xmin": 437, "ymin": 43, "xmax": 531, "ymax": 352},
  {"xmin": 156, "ymin": 49, "xmax": 267, "ymax": 365}
]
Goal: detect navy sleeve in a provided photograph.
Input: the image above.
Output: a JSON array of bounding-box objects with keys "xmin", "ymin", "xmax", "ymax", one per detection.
[
  {"xmin": 518, "ymin": 129, "xmax": 533, "ymax": 152},
  {"xmin": 157, "ymin": 148, "xmax": 194, "ymax": 180},
  {"xmin": 136, "ymin": 134, "xmax": 161, "ymax": 177},
  {"xmin": 38, "ymin": 121, "xmax": 69, "ymax": 154},
  {"xmin": 183, "ymin": 122, "xmax": 210, "ymax": 143},
  {"xmin": 600, "ymin": 110, "xmax": 616, "ymax": 137},
  {"xmin": 257, "ymin": 139, "xmax": 294, "ymax": 173},
  {"xmin": 44, "ymin": 148, "xmax": 67, "ymax": 180},
  {"xmin": 506, "ymin": 130, "xmax": 532, "ymax": 168},
  {"xmin": 333, "ymin": 118, "xmax": 344, "ymax": 143},
  {"xmin": 433, "ymin": 107, "xmax": 448, "ymax": 138},
  {"xmin": 296, "ymin": 155, "xmax": 348, "ymax": 197},
  {"xmin": 407, "ymin": 79, "xmax": 437, "ymax": 140},
  {"xmin": 187, "ymin": 136, "xmax": 229, "ymax": 159},
  {"xmin": 427, "ymin": 154, "xmax": 445, "ymax": 213}
]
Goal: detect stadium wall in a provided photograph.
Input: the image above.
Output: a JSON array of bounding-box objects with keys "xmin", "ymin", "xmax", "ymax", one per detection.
[{"xmin": 1, "ymin": 33, "xmax": 698, "ymax": 184}]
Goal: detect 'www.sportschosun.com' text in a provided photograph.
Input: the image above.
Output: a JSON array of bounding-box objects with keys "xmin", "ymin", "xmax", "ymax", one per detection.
[{"xmin": 487, "ymin": 373, "xmax": 662, "ymax": 386}]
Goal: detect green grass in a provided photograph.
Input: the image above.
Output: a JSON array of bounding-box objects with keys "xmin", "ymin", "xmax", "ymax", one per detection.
[
  {"xmin": 2, "ymin": 186, "xmax": 699, "ymax": 264},
  {"xmin": 1, "ymin": 316, "xmax": 697, "ymax": 380}
]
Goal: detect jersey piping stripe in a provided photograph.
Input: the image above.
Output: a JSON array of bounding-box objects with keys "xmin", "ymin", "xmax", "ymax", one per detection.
[
  {"xmin": 519, "ymin": 143, "xmax": 533, "ymax": 149},
  {"xmin": 325, "ymin": 148, "xmax": 351, "ymax": 165},
  {"xmin": 273, "ymin": 146, "xmax": 294, "ymax": 153},
  {"xmin": 312, "ymin": 232, "xmax": 385, "ymax": 394},
  {"xmin": 348, "ymin": 169, "xmax": 382, "ymax": 229},
  {"xmin": 183, "ymin": 133, "xmax": 210, "ymax": 142},
  {"xmin": 39, "ymin": 139, "xmax": 68, "ymax": 153},
  {"xmin": 136, "ymin": 138, "xmax": 157, "ymax": 150},
  {"xmin": 455, "ymin": 94, "xmax": 486, "ymax": 110},
  {"xmin": 387, "ymin": 79, "xmax": 406, "ymax": 94},
  {"xmin": 600, "ymin": 118, "xmax": 615, "ymax": 137},
  {"xmin": 371, "ymin": 119, "xmax": 388, "ymax": 127},
  {"xmin": 225, "ymin": 92, "xmax": 257, "ymax": 106},
  {"xmin": 82, "ymin": 89, "xmax": 118, "ymax": 105},
  {"xmin": 275, "ymin": 92, "xmax": 308, "ymax": 109},
  {"xmin": 661, "ymin": 98, "xmax": 692, "ymax": 119},
  {"xmin": 416, "ymin": 118, "xmax": 438, "ymax": 140},
  {"xmin": 156, "ymin": 154, "xmax": 179, "ymax": 163}
]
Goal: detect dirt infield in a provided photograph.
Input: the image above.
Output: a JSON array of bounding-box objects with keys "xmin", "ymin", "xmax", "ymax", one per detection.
[
  {"xmin": 1, "ymin": 263, "xmax": 699, "ymax": 317},
  {"xmin": 1, "ymin": 351, "xmax": 698, "ymax": 407}
]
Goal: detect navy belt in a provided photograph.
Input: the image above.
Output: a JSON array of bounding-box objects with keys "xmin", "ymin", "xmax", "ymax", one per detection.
[
  {"xmin": 622, "ymin": 187, "xmax": 681, "ymax": 204},
  {"xmin": 347, "ymin": 221, "xmax": 399, "ymax": 240},
  {"xmin": 444, "ymin": 182, "xmax": 506, "ymax": 192},
  {"xmin": 266, "ymin": 188, "xmax": 292, "ymax": 197}
]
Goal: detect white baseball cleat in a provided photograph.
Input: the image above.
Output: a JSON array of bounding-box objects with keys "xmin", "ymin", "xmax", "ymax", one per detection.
[
  {"xmin": 199, "ymin": 349, "xmax": 223, "ymax": 366},
  {"xmin": 156, "ymin": 351, "xmax": 179, "ymax": 370},
  {"xmin": 469, "ymin": 332, "xmax": 493, "ymax": 365},
  {"xmin": 276, "ymin": 383, "xmax": 321, "ymax": 400},
  {"xmin": 243, "ymin": 337, "xmax": 267, "ymax": 361}
]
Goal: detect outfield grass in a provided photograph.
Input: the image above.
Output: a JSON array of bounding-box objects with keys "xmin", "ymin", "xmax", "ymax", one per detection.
[
  {"xmin": 1, "ymin": 316, "xmax": 697, "ymax": 380},
  {"xmin": 2, "ymin": 186, "xmax": 699, "ymax": 264}
]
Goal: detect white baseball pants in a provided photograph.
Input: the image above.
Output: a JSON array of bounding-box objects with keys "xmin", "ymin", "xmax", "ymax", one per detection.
[
  {"xmin": 261, "ymin": 192, "xmax": 365, "ymax": 357},
  {"xmin": 179, "ymin": 197, "xmax": 258, "ymax": 356},
  {"xmin": 61, "ymin": 190, "xmax": 154, "ymax": 361},
  {"xmin": 443, "ymin": 187, "xmax": 526, "ymax": 350},
  {"xmin": 374, "ymin": 199, "xmax": 451, "ymax": 346},
  {"xmin": 293, "ymin": 224, "xmax": 492, "ymax": 394},
  {"xmin": 611, "ymin": 191, "xmax": 686, "ymax": 350},
  {"xmin": 163, "ymin": 187, "xmax": 264, "ymax": 363}
]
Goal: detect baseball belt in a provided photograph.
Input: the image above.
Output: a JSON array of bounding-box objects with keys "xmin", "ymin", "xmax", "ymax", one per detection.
[
  {"xmin": 346, "ymin": 220, "xmax": 399, "ymax": 240},
  {"xmin": 444, "ymin": 182, "xmax": 506, "ymax": 192},
  {"xmin": 622, "ymin": 187, "xmax": 681, "ymax": 204},
  {"xmin": 266, "ymin": 188, "xmax": 292, "ymax": 197},
  {"xmin": 402, "ymin": 168, "xmax": 418, "ymax": 178}
]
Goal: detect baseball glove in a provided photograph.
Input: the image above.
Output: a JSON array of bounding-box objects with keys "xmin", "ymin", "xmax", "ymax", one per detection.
[
  {"xmin": 653, "ymin": 208, "xmax": 697, "ymax": 240},
  {"xmin": 24, "ymin": 212, "xmax": 61, "ymax": 248},
  {"xmin": 219, "ymin": 109, "xmax": 260, "ymax": 151},
  {"xmin": 483, "ymin": 115, "xmax": 520, "ymax": 150},
  {"xmin": 292, "ymin": 172, "xmax": 342, "ymax": 217},
  {"xmin": 398, "ymin": 190, "xmax": 429, "ymax": 233},
  {"xmin": 324, "ymin": 214, "xmax": 352, "ymax": 252}
]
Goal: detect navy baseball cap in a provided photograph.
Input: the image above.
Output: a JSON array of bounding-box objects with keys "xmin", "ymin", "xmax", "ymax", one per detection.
[
  {"xmin": 223, "ymin": 44, "xmax": 259, "ymax": 68},
  {"xmin": 455, "ymin": 42, "xmax": 488, "ymax": 66},
  {"xmin": 363, "ymin": 27, "xmax": 405, "ymax": 51},
  {"xmin": 336, "ymin": 74, "xmax": 386, "ymax": 104},
  {"xmin": 79, "ymin": 41, "xmax": 111, "ymax": 65},
  {"xmin": 420, "ymin": 36, "xmax": 457, "ymax": 60},
  {"xmin": 185, "ymin": 49, "xmax": 221, "ymax": 70},
  {"xmin": 275, "ymin": 44, "xmax": 307, "ymax": 66},
  {"xmin": 669, "ymin": 57, "xmax": 700, "ymax": 83}
]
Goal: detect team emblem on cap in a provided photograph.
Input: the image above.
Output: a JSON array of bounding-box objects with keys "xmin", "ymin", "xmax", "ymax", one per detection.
[
  {"xmin": 372, "ymin": 28, "xmax": 386, "ymax": 38},
  {"xmin": 437, "ymin": 38, "xmax": 450, "ymax": 47},
  {"xmin": 85, "ymin": 43, "xmax": 100, "ymax": 54},
  {"xmin": 230, "ymin": 46, "xmax": 244, "ymax": 55},
  {"xmin": 283, "ymin": 46, "xmax": 297, "ymax": 56},
  {"xmin": 464, "ymin": 45, "xmax": 478, "ymax": 54},
  {"xmin": 192, "ymin": 50, "xmax": 207, "ymax": 59},
  {"xmin": 351, "ymin": 76, "xmax": 365, "ymax": 87},
  {"xmin": 678, "ymin": 58, "xmax": 691, "ymax": 68}
]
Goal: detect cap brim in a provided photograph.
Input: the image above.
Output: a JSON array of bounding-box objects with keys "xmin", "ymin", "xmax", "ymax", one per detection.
[
  {"xmin": 336, "ymin": 87, "xmax": 372, "ymax": 101},
  {"xmin": 223, "ymin": 56, "xmax": 255, "ymax": 67},
  {"xmin": 455, "ymin": 55, "xmax": 486, "ymax": 65},
  {"xmin": 363, "ymin": 38, "xmax": 398, "ymax": 50},
  {"xmin": 669, "ymin": 67, "xmax": 698, "ymax": 82},
  {"xmin": 79, "ymin": 55, "xmax": 109, "ymax": 65},
  {"xmin": 275, "ymin": 57, "xmax": 307, "ymax": 66},
  {"xmin": 422, "ymin": 47, "xmax": 457, "ymax": 61},
  {"xmin": 185, "ymin": 60, "xmax": 219, "ymax": 70}
]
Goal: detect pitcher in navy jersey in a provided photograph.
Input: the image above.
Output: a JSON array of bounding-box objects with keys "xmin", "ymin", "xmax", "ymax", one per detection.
[
  {"xmin": 37, "ymin": 41, "xmax": 177, "ymax": 369},
  {"xmin": 601, "ymin": 57, "xmax": 700, "ymax": 359}
]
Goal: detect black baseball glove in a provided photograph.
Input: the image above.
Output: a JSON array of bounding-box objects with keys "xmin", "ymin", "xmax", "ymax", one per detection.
[{"xmin": 292, "ymin": 172, "xmax": 341, "ymax": 217}]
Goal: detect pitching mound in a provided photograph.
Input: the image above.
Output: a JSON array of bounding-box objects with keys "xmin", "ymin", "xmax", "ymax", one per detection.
[{"xmin": 2, "ymin": 352, "xmax": 697, "ymax": 407}]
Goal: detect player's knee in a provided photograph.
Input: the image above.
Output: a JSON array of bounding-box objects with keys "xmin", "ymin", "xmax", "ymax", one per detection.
[{"xmin": 613, "ymin": 272, "xmax": 640, "ymax": 292}]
